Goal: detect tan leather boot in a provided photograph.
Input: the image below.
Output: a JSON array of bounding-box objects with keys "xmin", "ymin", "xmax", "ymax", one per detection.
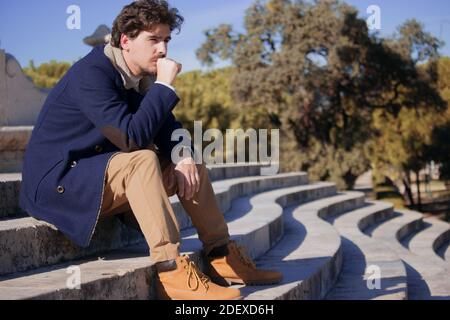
[
  {"xmin": 155, "ymin": 255, "xmax": 242, "ymax": 300},
  {"xmin": 205, "ymin": 241, "xmax": 283, "ymax": 286}
]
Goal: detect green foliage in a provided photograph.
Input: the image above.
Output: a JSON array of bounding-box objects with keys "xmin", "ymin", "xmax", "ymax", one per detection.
[
  {"xmin": 23, "ymin": 60, "xmax": 71, "ymax": 89},
  {"xmin": 425, "ymin": 57, "xmax": 450, "ymax": 180},
  {"xmin": 368, "ymin": 56, "xmax": 450, "ymax": 209},
  {"xmin": 374, "ymin": 185, "xmax": 406, "ymax": 210},
  {"xmin": 173, "ymin": 67, "xmax": 238, "ymax": 131},
  {"xmin": 196, "ymin": 0, "xmax": 447, "ymax": 190}
]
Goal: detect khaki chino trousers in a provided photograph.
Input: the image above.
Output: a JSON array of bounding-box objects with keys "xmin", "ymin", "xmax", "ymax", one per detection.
[{"xmin": 98, "ymin": 147, "xmax": 230, "ymax": 264}]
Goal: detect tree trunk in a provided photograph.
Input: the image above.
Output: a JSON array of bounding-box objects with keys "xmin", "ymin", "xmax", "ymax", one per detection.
[
  {"xmin": 415, "ymin": 170, "xmax": 422, "ymax": 212},
  {"xmin": 403, "ymin": 171, "xmax": 415, "ymax": 206}
]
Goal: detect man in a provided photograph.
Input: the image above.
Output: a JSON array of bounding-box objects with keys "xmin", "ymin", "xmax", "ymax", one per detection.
[{"xmin": 19, "ymin": 0, "xmax": 282, "ymax": 300}]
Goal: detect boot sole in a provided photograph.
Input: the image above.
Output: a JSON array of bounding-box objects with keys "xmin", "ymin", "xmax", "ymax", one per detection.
[
  {"xmin": 156, "ymin": 288, "xmax": 244, "ymax": 300},
  {"xmin": 212, "ymin": 277, "xmax": 283, "ymax": 286},
  {"xmin": 159, "ymin": 295, "xmax": 244, "ymax": 301}
]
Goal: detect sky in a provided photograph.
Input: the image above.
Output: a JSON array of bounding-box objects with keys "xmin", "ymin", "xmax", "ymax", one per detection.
[{"xmin": 0, "ymin": 0, "xmax": 449, "ymax": 73}]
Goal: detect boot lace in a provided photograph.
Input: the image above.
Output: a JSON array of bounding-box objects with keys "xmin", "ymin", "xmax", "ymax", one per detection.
[{"xmin": 183, "ymin": 257, "xmax": 210, "ymax": 292}]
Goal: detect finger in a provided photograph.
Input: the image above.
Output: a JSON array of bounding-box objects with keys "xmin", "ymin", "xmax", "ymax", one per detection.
[
  {"xmin": 185, "ymin": 174, "xmax": 193, "ymax": 200},
  {"xmin": 190, "ymin": 173, "xmax": 198, "ymax": 196},
  {"xmin": 189, "ymin": 172, "xmax": 197, "ymax": 200},
  {"xmin": 194, "ymin": 167, "xmax": 200, "ymax": 193},
  {"xmin": 176, "ymin": 173, "xmax": 184, "ymax": 198},
  {"xmin": 188, "ymin": 173, "xmax": 196, "ymax": 199}
]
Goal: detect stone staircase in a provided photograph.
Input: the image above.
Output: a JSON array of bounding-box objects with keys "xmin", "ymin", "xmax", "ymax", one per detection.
[{"xmin": 0, "ymin": 163, "xmax": 449, "ymax": 300}]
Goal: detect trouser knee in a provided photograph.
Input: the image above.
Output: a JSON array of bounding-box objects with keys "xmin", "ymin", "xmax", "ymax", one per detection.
[{"xmin": 128, "ymin": 149, "xmax": 161, "ymax": 171}]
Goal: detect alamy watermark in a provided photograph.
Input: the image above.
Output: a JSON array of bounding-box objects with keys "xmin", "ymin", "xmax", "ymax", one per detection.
[
  {"xmin": 366, "ymin": 264, "xmax": 381, "ymax": 290},
  {"xmin": 366, "ymin": 5, "xmax": 381, "ymax": 31},
  {"xmin": 66, "ymin": 266, "xmax": 81, "ymax": 290},
  {"xmin": 66, "ymin": 5, "xmax": 81, "ymax": 30},
  {"xmin": 171, "ymin": 121, "xmax": 280, "ymax": 176}
]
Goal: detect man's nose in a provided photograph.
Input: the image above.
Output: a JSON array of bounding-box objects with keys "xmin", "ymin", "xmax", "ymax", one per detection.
[{"xmin": 157, "ymin": 41, "xmax": 167, "ymax": 56}]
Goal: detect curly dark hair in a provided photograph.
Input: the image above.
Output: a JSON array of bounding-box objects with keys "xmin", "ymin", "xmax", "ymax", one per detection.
[{"xmin": 111, "ymin": 0, "xmax": 184, "ymax": 48}]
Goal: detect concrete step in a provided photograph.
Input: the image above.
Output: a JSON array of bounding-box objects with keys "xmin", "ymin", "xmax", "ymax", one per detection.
[
  {"xmin": 0, "ymin": 173, "xmax": 24, "ymax": 218},
  {"xmin": 407, "ymin": 217, "xmax": 450, "ymax": 265},
  {"xmin": 0, "ymin": 163, "xmax": 272, "ymax": 219},
  {"xmin": 436, "ymin": 238, "xmax": 450, "ymax": 262},
  {"xmin": 0, "ymin": 182, "xmax": 337, "ymax": 300},
  {"xmin": 324, "ymin": 201, "xmax": 407, "ymax": 300},
  {"xmin": 365, "ymin": 209, "xmax": 424, "ymax": 240},
  {"xmin": 240, "ymin": 191, "xmax": 367, "ymax": 300},
  {"xmin": 370, "ymin": 210, "xmax": 450, "ymax": 300},
  {"xmin": 447, "ymin": 246, "xmax": 450, "ymax": 261},
  {"xmin": 444, "ymin": 243, "xmax": 450, "ymax": 261},
  {"xmin": 181, "ymin": 182, "xmax": 338, "ymax": 261},
  {"xmin": 0, "ymin": 172, "xmax": 308, "ymax": 276}
]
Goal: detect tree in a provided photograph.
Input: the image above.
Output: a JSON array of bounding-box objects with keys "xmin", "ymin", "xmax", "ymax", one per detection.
[
  {"xmin": 196, "ymin": 0, "xmax": 446, "ymax": 190},
  {"xmin": 23, "ymin": 60, "xmax": 72, "ymax": 89},
  {"xmin": 425, "ymin": 57, "xmax": 450, "ymax": 183},
  {"xmin": 369, "ymin": 54, "xmax": 450, "ymax": 210},
  {"xmin": 173, "ymin": 67, "xmax": 237, "ymax": 132}
]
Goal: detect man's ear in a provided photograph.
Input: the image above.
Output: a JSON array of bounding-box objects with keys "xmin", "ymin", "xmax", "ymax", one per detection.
[{"xmin": 120, "ymin": 34, "xmax": 131, "ymax": 50}]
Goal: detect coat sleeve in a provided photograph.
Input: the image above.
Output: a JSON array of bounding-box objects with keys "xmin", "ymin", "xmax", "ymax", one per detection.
[
  {"xmin": 153, "ymin": 112, "xmax": 194, "ymax": 161},
  {"xmin": 78, "ymin": 65, "xmax": 180, "ymax": 152}
]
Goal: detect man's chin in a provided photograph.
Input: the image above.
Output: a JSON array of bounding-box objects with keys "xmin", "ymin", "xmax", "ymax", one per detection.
[
  {"xmin": 148, "ymin": 63, "xmax": 158, "ymax": 74},
  {"xmin": 143, "ymin": 69, "xmax": 157, "ymax": 77}
]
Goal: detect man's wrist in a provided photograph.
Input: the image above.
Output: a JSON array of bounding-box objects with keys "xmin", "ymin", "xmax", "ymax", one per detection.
[{"xmin": 155, "ymin": 81, "xmax": 176, "ymax": 92}]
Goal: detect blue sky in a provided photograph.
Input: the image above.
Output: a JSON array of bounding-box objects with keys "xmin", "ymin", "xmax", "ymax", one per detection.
[{"xmin": 0, "ymin": 0, "xmax": 449, "ymax": 73}]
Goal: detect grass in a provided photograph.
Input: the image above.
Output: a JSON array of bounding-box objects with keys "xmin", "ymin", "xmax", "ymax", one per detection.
[{"xmin": 374, "ymin": 182, "xmax": 406, "ymax": 210}]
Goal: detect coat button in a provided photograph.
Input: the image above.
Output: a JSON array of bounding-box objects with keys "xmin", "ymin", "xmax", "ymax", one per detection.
[
  {"xmin": 70, "ymin": 161, "xmax": 77, "ymax": 168},
  {"xmin": 95, "ymin": 145, "xmax": 103, "ymax": 153},
  {"xmin": 57, "ymin": 186, "xmax": 65, "ymax": 194}
]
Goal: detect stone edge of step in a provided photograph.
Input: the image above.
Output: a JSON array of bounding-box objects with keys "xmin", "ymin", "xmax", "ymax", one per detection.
[{"xmin": 408, "ymin": 216, "xmax": 450, "ymax": 264}]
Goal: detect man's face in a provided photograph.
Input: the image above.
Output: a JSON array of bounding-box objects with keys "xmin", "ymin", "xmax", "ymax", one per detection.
[{"xmin": 121, "ymin": 23, "xmax": 172, "ymax": 76}]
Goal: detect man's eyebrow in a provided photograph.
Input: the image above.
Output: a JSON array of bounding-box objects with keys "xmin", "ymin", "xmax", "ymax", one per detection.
[{"xmin": 148, "ymin": 35, "xmax": 172, "ymax": 41}]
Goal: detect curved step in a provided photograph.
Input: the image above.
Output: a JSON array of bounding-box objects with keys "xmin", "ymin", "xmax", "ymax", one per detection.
[
  {"xmin": 0, "ymin": 163, "xmax": 271, "ymax": 219},
  {"xmin": 0, "ymin": 183, "xmax": 337, "ymax": 300},
  {"xmin": 175, "ymin": 171, "xmax": 308, "ymax": 230},
  {"xmin": 0, "ymin": 172, "xmax": 308, "ymax": 276},
  {"xmin": 447, "ymin": 246, "xmax": 450, "ymax": 261},
  {"xmin": 325, "ymin": 201, "xmax": 407, "ymax": 300},
  {"xmin": 240, "ymin": 191, "xmax": 366, "ymax": 300},
  {"xmin": 181, "ymin": 182, "xmax": 337, "ymax": 261},
  {"xmin": 407, "ymin": 217, "xmax": 450, "ymax": 265},
  {"xmin": 365, "ymin": 209, "xmax": 424, "ymax": 241},
  {"xmin": 370, "ymin": 210, "xmax": 450, "ymax": 300},
  {"xmin": 436, "ymin": 239, "xmax": 450, "ymax": 262},
  {"xmin": 444, "ymin": 243, "xmax": 450, "ymax": 261}
]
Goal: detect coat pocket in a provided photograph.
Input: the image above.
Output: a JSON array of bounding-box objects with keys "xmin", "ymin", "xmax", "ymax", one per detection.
[{"xmin": 34, "ymin": 155, "xmax": 65, "ymax": 204}]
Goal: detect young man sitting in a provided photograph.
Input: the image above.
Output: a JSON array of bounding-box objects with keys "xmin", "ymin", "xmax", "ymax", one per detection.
[{"xmin": 19, "ymin": 0, "xmax": 282, "ymax": 300}]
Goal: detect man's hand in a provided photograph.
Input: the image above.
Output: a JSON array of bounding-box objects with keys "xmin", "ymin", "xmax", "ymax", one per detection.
[
  {"xmin": 156, "ymin": 58, "xmax": 182, "ymax": 86},
  {"xmin": 174, "ymin": 157, "xmax": 200, "ymax": 201}
]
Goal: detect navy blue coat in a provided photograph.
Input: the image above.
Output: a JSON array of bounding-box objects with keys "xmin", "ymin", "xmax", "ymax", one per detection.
[{"xmin": 19, "ymin": 45, "xmax": 186, "ymax": 248}]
